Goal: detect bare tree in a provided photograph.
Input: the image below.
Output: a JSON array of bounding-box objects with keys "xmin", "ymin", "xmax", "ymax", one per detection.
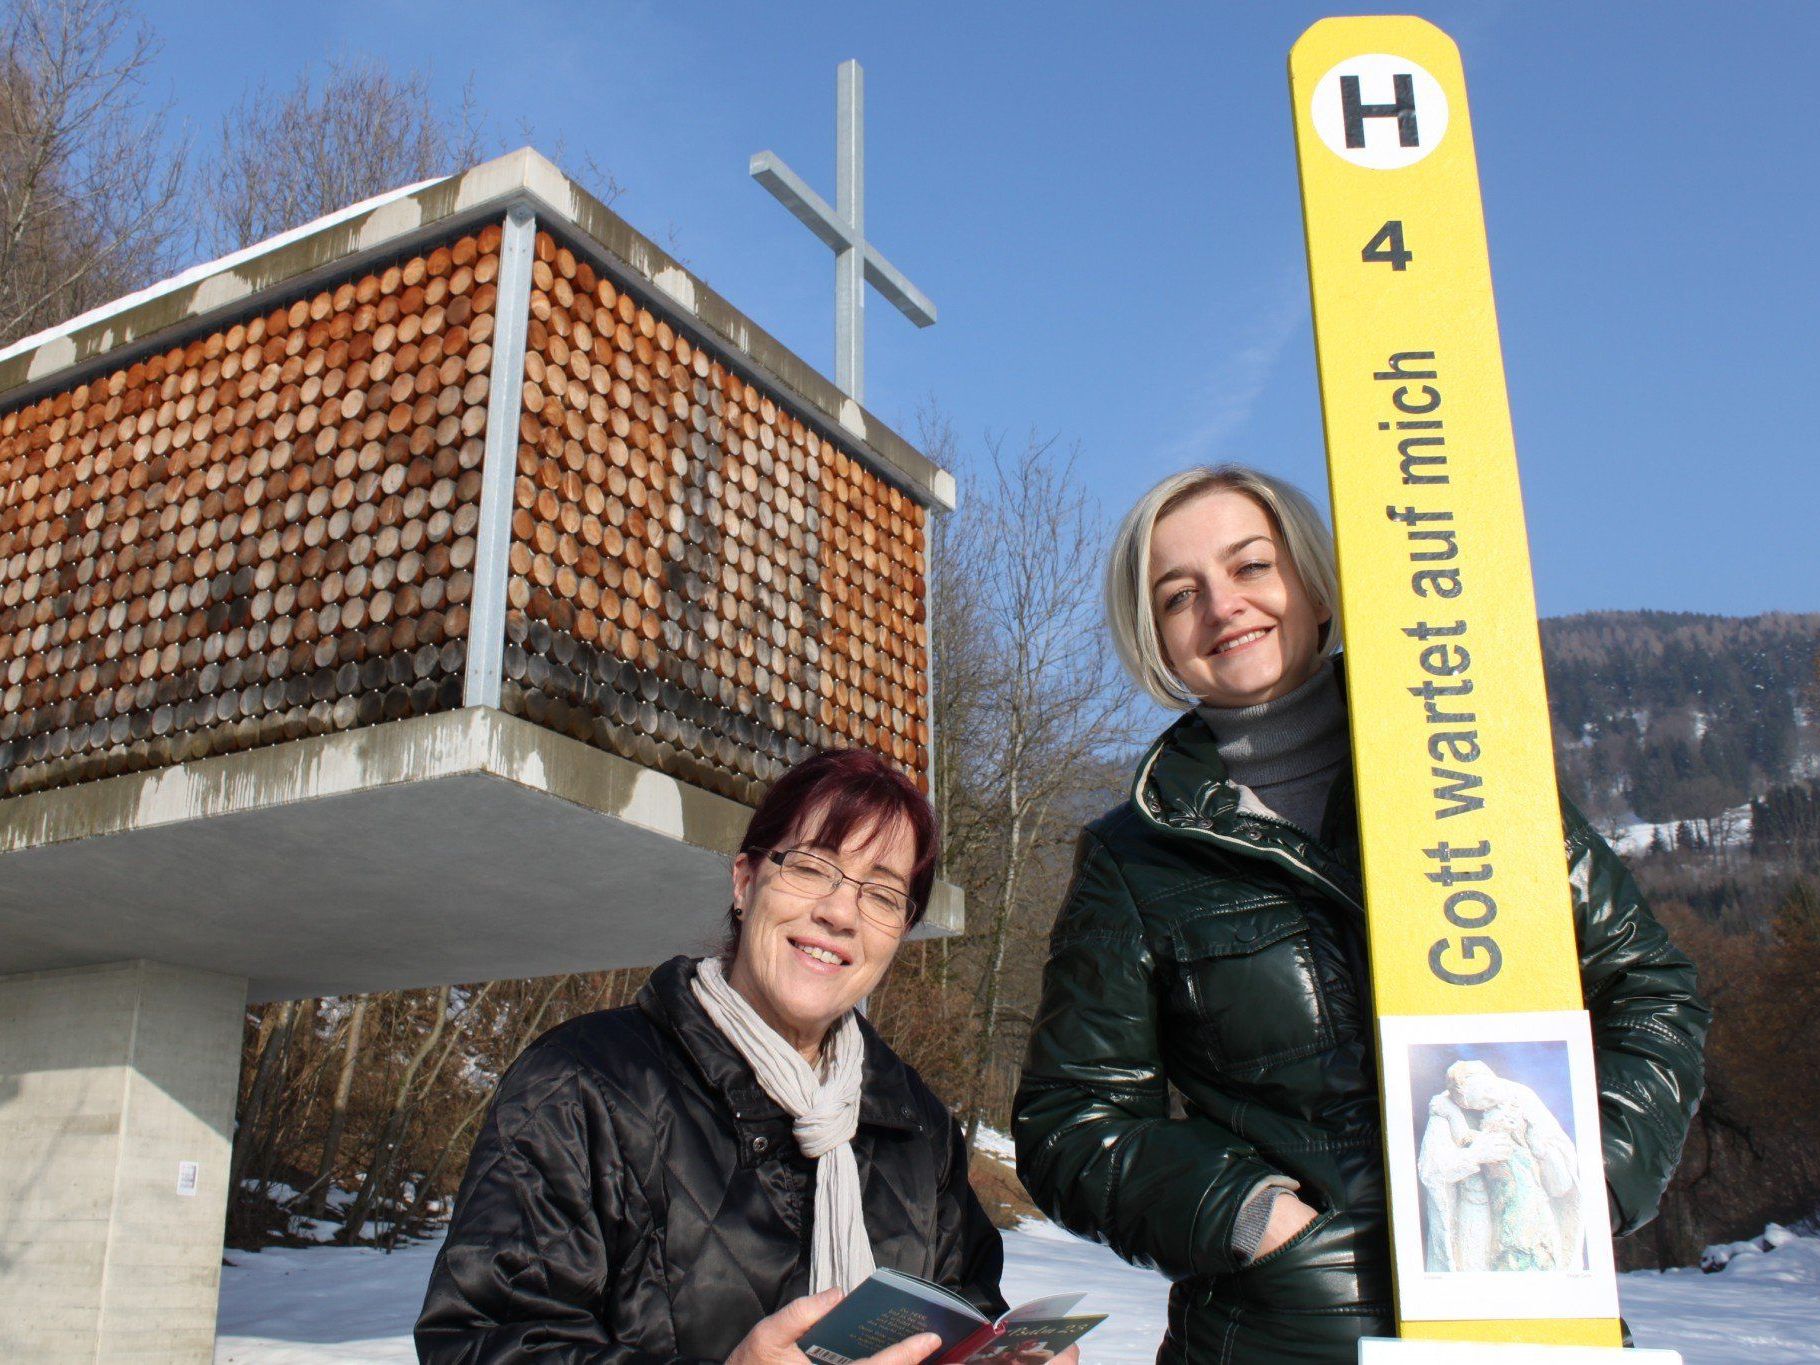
[
  {"xmin": 205, "ymin": 58, "xmax": 485, "ymax": 253},
  {"xmin": 204, "ymin": 57, "xmax": 629, "ymax": 256},
  {"xmin": 394, "ymin": 974, "xmax": 567, "ymax": 1243},
  {"xmin": 304, "ymin": 996, "xmax": 368, "ymax": 1219},
  {"xmin": 0, "ymin": 0, "xmax": 187, "ymax": 344},
  {"xmin": 919, "ymin": 406, "xmax": 999, "ymax": 1006},
  {"xmin": 340, "ymin": 985, "xmax": 453, "ymax": 1244},
  {"xmin": 949, "ymin": 433, "xmax": 1137, "ymax": 1149}
]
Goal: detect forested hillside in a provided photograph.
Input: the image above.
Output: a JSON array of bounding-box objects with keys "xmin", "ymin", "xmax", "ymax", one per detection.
[
  {"xmin": 1537, "ymin": 615, "xmax": 1820, "ymax": 1270},
  {"xmin": 1541, "ymin": 611, "xmax": 1820, "ymax": 826}
]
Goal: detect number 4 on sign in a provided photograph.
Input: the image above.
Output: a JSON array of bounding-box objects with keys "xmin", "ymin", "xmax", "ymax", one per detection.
[{"xmin": 1363, "ymin": 220, "xmax": 1412, "ymax": 270}]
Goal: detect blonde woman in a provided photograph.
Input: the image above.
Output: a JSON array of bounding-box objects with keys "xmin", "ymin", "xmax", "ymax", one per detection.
[{"xmin": 1012, "ymin": 465, "xmax": 1708, "ymax": 1363}]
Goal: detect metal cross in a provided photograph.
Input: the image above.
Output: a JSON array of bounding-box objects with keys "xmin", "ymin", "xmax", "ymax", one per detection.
[{"xmin": 751, "ymin": 59, "xmax": 936, "ymax": 405}]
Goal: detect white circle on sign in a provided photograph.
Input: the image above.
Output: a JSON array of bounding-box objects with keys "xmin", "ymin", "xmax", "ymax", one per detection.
[{"xmin": 1311, "ymin": 54, "xmax": 1449, "ymax": 169}]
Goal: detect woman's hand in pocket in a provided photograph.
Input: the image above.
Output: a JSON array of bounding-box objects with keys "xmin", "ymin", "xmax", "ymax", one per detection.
[{"xmin": 1253, "ymin": 1192, "xmax": 1320, "ymax": 1260}]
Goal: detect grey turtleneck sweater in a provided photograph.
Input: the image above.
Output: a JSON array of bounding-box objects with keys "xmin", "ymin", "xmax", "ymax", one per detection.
[
  {"xmin": 1195, "ymin": 657, "xmax": 1351, "ymax": 1259},
  {"xmin": 1196, "ymin": 656, "xmax": 1350, "ymax": 840}
]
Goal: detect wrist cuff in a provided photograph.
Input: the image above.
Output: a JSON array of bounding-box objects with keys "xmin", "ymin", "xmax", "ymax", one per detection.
[{"xmin": 1230, "ymin": 1180, "xmax": 1299, "ymax": 1263}]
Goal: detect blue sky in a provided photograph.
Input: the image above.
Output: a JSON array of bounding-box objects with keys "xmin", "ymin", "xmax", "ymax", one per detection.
[{"xmin": 140, "ymin": 1, "xmax": 1816, "ymax": 617}]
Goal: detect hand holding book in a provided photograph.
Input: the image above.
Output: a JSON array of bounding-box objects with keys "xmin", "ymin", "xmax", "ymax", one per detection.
[
  {"xmin": 729, "ymin": 1288, "xmax": 946, "ymax": 1365},
  {"xmin": 796, "ymin": 1270, "xmax": 1104, "ymax": 1365}
]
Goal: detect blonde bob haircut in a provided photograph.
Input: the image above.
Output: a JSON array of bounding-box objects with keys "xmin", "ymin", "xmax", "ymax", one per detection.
[{"xmin": 1105, "ymin": 464, "xmax": 1342, "ymax": 711}]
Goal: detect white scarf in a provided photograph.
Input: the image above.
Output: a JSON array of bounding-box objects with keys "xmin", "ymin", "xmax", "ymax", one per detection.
[{"xmin": 691, "ymin": 955, "xmax": 875, "ymax": 1293}]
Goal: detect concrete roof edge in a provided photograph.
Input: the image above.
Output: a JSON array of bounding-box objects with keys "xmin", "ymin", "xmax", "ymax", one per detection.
[
  {"xmin": 0, "ymin": 147, "xmax": 956, "ymax": 511},
  {"xmin": 0, "ymin": 706, "xmax": 964, "ymax": 934},
  {"xmin": 0, "ymin": 707, "xmax": 736, "ymax": 856}
]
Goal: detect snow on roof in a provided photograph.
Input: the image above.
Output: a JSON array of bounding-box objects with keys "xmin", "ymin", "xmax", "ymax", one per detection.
[
  {"xmin": 0, "ymin": 148, "xmax": 953, "ymax": 508},
  {"xmin": 0, "ymin": 177, "xmax": 444, "ymax": 367}
]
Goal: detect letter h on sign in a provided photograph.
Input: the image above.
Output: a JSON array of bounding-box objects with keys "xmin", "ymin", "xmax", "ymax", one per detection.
[{"xmin": 1341, "ymin": 73, "xmax": 1419, "ymax": 148}]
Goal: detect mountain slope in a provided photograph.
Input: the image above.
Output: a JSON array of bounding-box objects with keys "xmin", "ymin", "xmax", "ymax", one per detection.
[{"xmin": 1540, "ymin": 611, "xmax": 1820, "ymax": 824}]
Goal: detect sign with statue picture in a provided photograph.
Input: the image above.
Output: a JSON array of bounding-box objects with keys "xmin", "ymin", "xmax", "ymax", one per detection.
[{"xmin": 1288, "ymin": 17, "xmax": 1681, "ymax": 1359}]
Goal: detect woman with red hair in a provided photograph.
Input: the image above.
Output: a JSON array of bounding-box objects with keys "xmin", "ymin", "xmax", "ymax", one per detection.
[{"xmin": 418, "ymin": 749, "xmax": 1007, "ymax": 1365}]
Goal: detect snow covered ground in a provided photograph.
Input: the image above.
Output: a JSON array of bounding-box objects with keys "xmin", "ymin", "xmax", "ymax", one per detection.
[
  {"xmin": 1620, "ymin": 1234, "xmax": 1820, "ymax": 1362},
  {"xmin": 1607, "ymin": 804, "xmax": 1754, "ymax": 857},
  {"xmin": 216, "ymin": 1222, "xmax": 1820, "ymax": 1363}
]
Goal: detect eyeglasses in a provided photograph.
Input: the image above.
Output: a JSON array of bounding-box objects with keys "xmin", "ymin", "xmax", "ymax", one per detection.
[{"xmin": 765, "ymin": 848, "xmax": 916, "ymax": 932}]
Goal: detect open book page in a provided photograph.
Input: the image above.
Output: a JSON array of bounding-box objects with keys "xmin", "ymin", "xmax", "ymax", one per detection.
[
  {"xmin": 868, "ymin": 1268, "xmax": 988, "ymax": 1319},
  {"xmin": 798, "ymin": 1270, "xmax": 986, "ymax": 1365},
  {"xmin": 997, "ymin": 1294, "xmax": 1084, "ymax": 1325},
  {"xmin": 957, "ymin": 1315, "xmax": 1106, "ymax": 1365}
]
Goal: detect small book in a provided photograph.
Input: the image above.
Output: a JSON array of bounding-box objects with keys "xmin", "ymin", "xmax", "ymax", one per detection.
[{"xmin": 797, "ymin": 1268, "xmax": 1105, "ymax": 1365}]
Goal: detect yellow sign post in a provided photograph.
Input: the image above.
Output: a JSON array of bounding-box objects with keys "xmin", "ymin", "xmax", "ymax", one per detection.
[{"xmin": 1290, "ymin": 16, "xmax": 1626, "ymax": 1349}]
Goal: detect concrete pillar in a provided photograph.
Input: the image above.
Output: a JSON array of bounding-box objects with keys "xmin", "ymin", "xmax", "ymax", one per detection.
[{"xmin": 0, "ymin": 961, "xmax": 245, "ymax": 1363}]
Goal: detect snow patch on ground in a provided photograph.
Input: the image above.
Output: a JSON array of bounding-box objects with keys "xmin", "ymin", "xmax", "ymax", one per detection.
[
  {"xmin": 1622, "ymin": 1230, "xmax": 1820, "ymax": 1361},
  {"xmin": 217, "ymin": 1240, "xmax": 442, "ymax": 1363},
  {"xmin": 974, "ymin": 1123, "xmax": 1018, "ymax": 1163},
  {"xmin": 216, "ymin": 1230, "xmax": 1820, "ymax": 1365},
  {"xmin": 1703, "ymin": 1220, "xmax": 1804, "ymax": 1271},
  {"xmin": 213, "ymin": 1227, "xmax": 1167, "ymax": 1364},
  {"xmin": 1000, "ymin": 1224, "xmax": 1165, "ymax": 1364},
  {"xmin": 216, "ymin": 1223, "xmax": 1820, "ymax": 1363},
  {"xmin": 1609, "ymin": 803, "xmax": 1754, "ymax": 857},
  {"xmin": 1003, "ymin": 1222, "xmax": 1820, "ymax": 1363},
  {"xmin": 286, "ymin": 1216, "xmax": 342, "ymax": 1245}
]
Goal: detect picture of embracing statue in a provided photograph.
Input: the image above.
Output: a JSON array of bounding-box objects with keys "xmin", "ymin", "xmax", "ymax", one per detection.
[{"xmin": 1416, "ymin": 1058, "xmax": 1586, "ymax": 1274}]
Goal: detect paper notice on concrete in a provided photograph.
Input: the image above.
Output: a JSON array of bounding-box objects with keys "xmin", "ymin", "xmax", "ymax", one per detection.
[{"xmin": 176, "ymin": 1161, "xmax": 200, "ymax": 1196}]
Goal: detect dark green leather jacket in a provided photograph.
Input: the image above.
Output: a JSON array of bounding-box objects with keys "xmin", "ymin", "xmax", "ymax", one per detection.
[{"xmin": 1013, "ymin": 709, "xmax": 1709, "ymax": 1364}]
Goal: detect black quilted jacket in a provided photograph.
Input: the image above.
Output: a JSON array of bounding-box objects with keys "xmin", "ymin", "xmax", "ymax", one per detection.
[
  {"xmin": 1013, "ymin": 709, "xmax": 1709, "ymax": 1364},
  {"xmin": 417, "ymin": 956, "xmax": 1006, "ymax": 1363}
]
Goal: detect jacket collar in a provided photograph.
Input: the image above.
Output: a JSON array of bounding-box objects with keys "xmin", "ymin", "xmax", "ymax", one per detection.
[
  {"xmin": 638, "ymin": 955, "xmax": 926, "ymax": 1134},
  {"xmin": 1134, "ymin": 707, "xmax": 1244, "ymax": 829},
  {"xmin": 1131, "ymin": 656, "xmax": 1364, "ymax": 910}
]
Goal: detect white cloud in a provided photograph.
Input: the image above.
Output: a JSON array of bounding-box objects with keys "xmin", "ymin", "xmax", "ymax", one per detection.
[{"xmin": 1153, "ymin": 274, "xmax": 1306, "ymax": 465}]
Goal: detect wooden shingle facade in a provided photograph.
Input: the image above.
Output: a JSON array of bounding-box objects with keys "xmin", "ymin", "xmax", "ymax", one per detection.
[{"xmin": 0, "ymin": 154, "xmax": 940, "ymax": 816}]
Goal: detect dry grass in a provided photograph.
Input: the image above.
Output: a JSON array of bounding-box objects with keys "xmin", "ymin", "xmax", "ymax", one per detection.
[{"xmin": 969, "ymin": 1149, "xmax": 1040, "ymax": 1230}]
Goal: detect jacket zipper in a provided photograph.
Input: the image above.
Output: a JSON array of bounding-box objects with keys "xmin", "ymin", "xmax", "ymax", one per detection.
[{"xmin": 1130, "ymin": 740, "xmax": 1366, "ymax": 917}]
